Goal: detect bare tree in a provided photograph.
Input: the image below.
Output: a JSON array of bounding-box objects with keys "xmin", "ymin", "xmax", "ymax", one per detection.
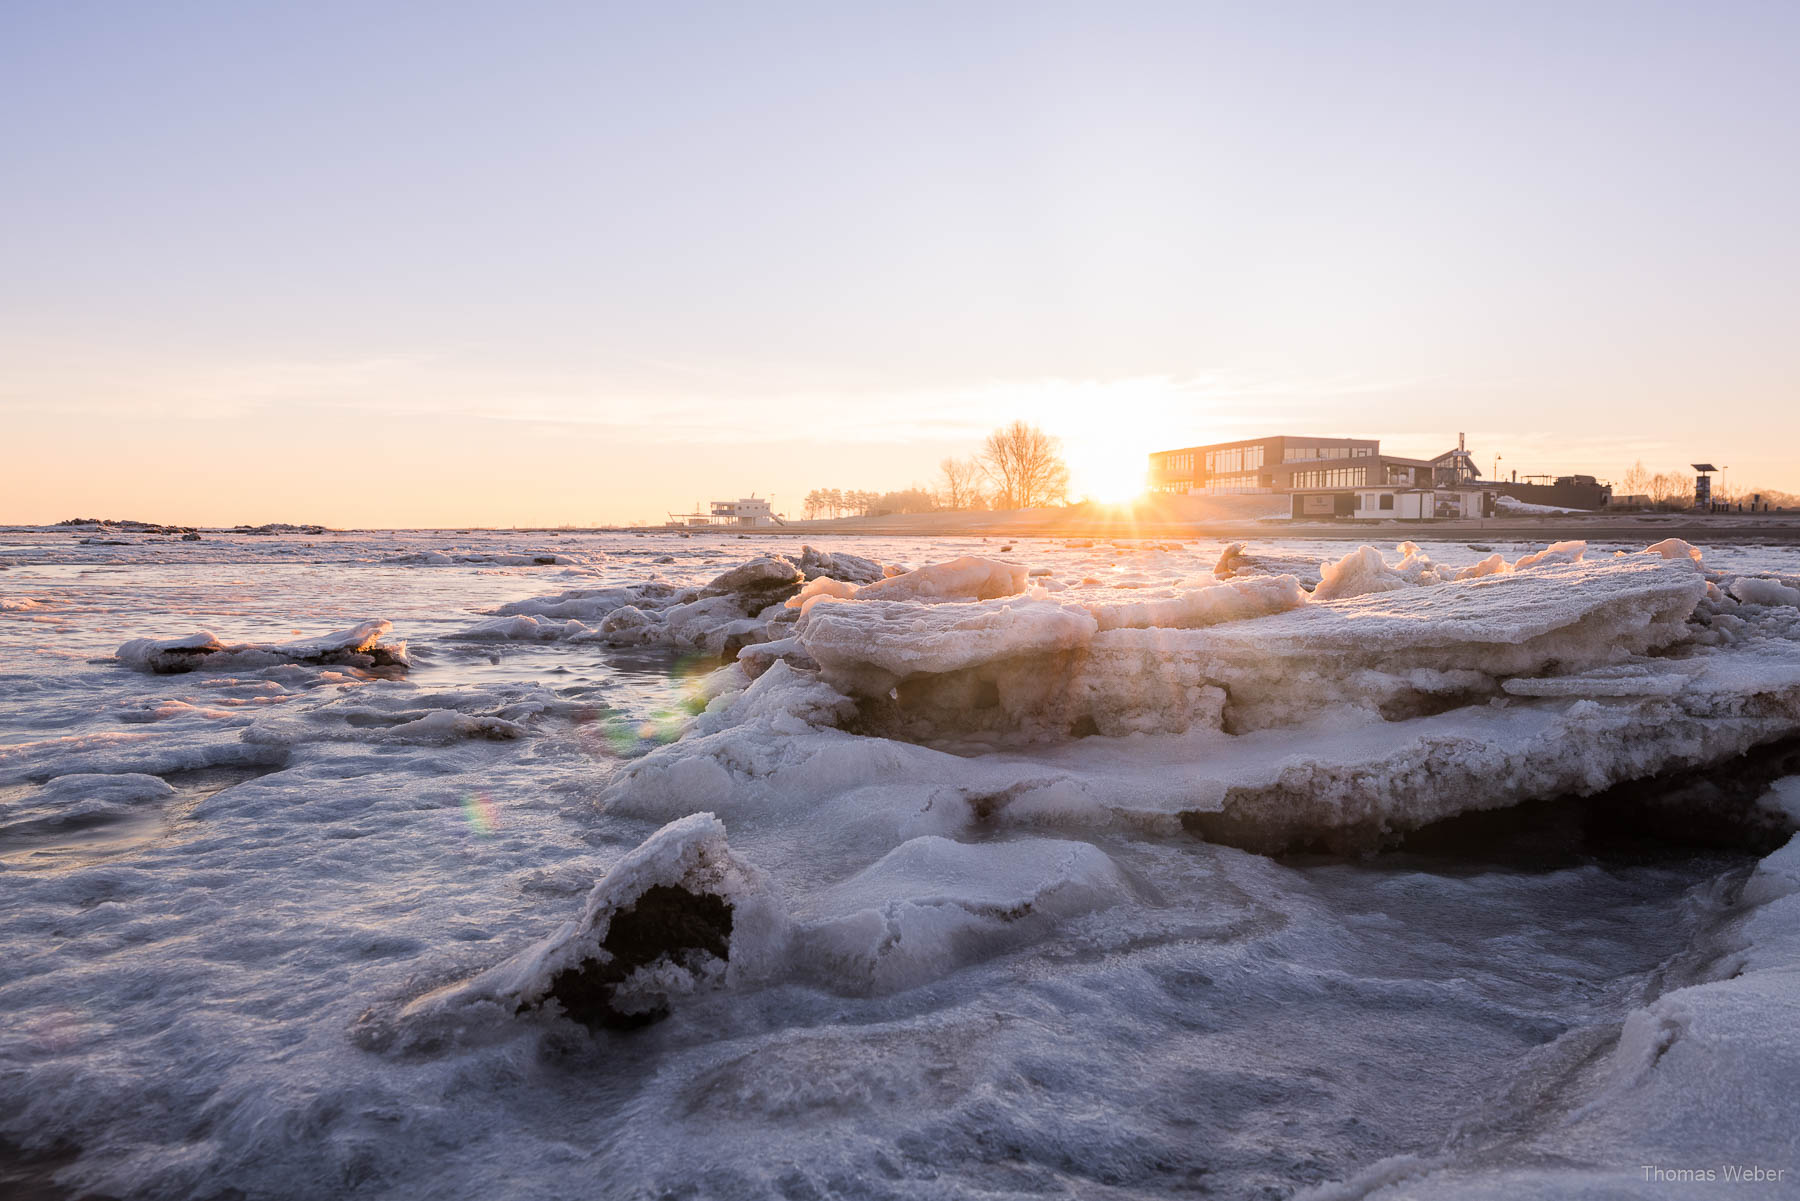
[
  {"xmin": 870, "ymin": 488, "xmax": 937, "ymax": 515},
  {"xmin": 938, "ymin": 456, "xmax": 983, "ymax": 510},
  {"xmin": 1619, "ymin": 460, "xmax": 1652, "ymax": 499},
  {"xmin": 979, "ymin": 421, "xmax": 1070, "ymax": 510},
  {"xmin": 1733, "ymin": 486, "xmax": 1800, "ymax": 509},
  {"xmin": 1648, "ymin": 471, "xmax": 1691, "ymax": 507}
]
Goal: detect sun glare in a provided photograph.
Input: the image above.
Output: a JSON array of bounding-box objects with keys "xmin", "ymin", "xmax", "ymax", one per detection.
[{"xmin": 1075, "ymin": 458, "xmax": 1148, "ymax": 505}]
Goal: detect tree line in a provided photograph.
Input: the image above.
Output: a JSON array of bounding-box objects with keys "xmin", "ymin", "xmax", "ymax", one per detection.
[
  {"xmin": 1615, "ymin": 461, "xmax": 1799, "ymax": 510},
  {"xmin": 800, "ymin": 488, "xmax": 937, "ymax": 519},
  {"xmin": 802, "ymin": 420, "xmax": 1073, "ymax": 519}
]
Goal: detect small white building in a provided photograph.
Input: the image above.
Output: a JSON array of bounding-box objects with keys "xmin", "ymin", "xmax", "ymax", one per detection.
[
  {"xmin": 709, "ymin": 497, "xmax": 777, "ymax": 526},
  {"xmin": 1293, "ymin": 487, "xmax": 1492, "ymax": 521}
]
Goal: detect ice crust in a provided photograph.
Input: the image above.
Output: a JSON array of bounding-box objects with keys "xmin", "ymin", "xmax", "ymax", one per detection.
[
  {"xmin": 9, "ymin": 530, "xmax": 1800, "ymax": 1200},
  {"xmin": 784, "ymin": 554, "xmax": 1711, "ymax": 743},
  {"xmin": 572, "ymin": 541, "xmax": 1800, "ymax": 856}
]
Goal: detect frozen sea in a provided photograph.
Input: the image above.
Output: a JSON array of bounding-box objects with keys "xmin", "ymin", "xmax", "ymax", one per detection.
[{"xmin": 3, "ymin": 528, "xmax": 1799, "ymax": 1200}]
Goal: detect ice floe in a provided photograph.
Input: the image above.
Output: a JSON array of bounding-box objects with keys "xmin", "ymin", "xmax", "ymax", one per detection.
[{"xmin": 117, "ymin": 620, "xmax": 408, "ymax": 674}]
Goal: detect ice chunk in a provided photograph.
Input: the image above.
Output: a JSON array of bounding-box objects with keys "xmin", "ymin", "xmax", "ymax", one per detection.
[
  {"xmin": 493, "ymin": 581, "xmax": 686, "ymax": 623},
  {"xmin": 1731, "ymin": 576, "xmax": 1800, "ymax": 607},
  {"xmin": 703, "ymin": 556, "xmax": 803, "ymax": 597},
  {"xmin": 786, "ymin": 556, "xmax": 1029, "ymax": 612},
  {"xmin": 1757, "ymin": 776, "xmax": 1800, "ymax": 826},
  {"xmin": 36, "ymin": 773, "xmax": 176, "ymax": 805},
  {"xmin": 400, "ymin": 813, "xmax": 787, "ymax": 1032},
  {"xmin": 116, "ymin": 620, "xmax": 408, "ymax": 674},
  {"xmin": 795, "ymin": 836, "xmax": 1129, "ymax": 993},
  {"xmin": 782, "ymin": 556, "xmax": 1710, "ymax": 741},
  {"xmin": 1313, "ymin": 542, "xmax": 1452, "ymax": 601},
  {"xmin": 1512, "ymin": 539, "xmax": 1587, "ymax": 569},
  {"xmin": 595, "ymin": 604, "xmax": 659, "ymax": 641},
  {"xmin": 451, "ymin": 614, "xmax": 590, "ymax": 641},
  {"xmin": 799, "ymin": 595, "xmax": 1098, "ymax": 696},
  {"xmin": 239, "ymin": 682, "xmax": 545, "ymax": 747},
  {"xmin": 1090, "ymin": 574, "xmax": 1306, "ymax": 631},
  {"xmin": 482, "ymin": 558, "xmax": 812, "ymax": 655},
  {"xmin": 382, "ymin": 548, "xmax": 600, "ymax": 567},
  {"xmin": 794, "ymin": 545, "xmax": 885, "ymax": 583},
  {"xmin": 696, "ymin": 659, "xmax": 856, "ymax": 737},
  {"xmin": 1643, "ymin": 537, "xmax": 1705, "ymax": 565},
  {"xmin": 1213, "ymin": 541, "xmax": 1249, "ymax": 577}
]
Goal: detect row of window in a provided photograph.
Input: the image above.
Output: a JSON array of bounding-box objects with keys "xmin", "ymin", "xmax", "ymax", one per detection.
[
  {"xmin": 1205, "ymin": 475, "xmax": 1266, "ymax": 494},
  {"xmin": 1204, "ymin": 444, "xmax": 1266, "ymax": 474},
  {"xmin": 1291, "ymin": 467, "xmax": 1368, "ymax": 488},
  {"xmin": 1359, "ymin": 493, "xmax": 1397, "ymax": 511},
  {"xmin": 1157, "ymin": 451, "xmax": 1196, "ymax": 477},
  {"xmin": 1283, "ymin": 445, "xmax": 1373, "ymax": 462}
]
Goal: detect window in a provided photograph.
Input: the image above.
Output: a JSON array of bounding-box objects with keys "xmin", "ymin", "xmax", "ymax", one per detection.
[
  {"xmin": 1291, "ymin": 467, "xmax": 1368, "ymax": 490},
  {"xmin": 1379, "ymin": 494, "xmax": 1394, "ymax": 511}
]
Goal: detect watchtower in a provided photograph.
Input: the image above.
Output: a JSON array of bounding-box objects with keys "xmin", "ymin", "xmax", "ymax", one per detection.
[{"xmin": 1691, "ymin": 464, "xmax": 1718, "ymax": 509}]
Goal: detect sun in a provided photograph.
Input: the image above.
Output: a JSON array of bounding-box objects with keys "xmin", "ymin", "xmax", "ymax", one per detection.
[{"xmin": 1073, "ymin": 457, "xmax": 1148, "ymax": 505}]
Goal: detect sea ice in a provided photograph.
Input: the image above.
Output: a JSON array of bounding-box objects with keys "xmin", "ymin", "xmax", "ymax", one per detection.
[
  {"xmin": 8, "ymin": 530, "xmax": 1800, "ymax": 1201},
  {"xmin": 117, "ymin": 620, "xmax": 408, "ymax": 674},
  {"xmin": 396, "ymin": 813, "xmax": 788, "ymax": 1035}
]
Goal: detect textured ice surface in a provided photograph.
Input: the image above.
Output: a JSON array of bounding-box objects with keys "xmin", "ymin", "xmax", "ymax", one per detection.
[
  {"xmin": 392, "ymin": 812, "xmax": 789, "ymax": 1037},
  {"xmin": 4, "ymin": 529, "xmax": 1800, "ymax": 1199},
  {"xmin": 117, "ymin": 619, "xmax": 409, "ymax": 673}
]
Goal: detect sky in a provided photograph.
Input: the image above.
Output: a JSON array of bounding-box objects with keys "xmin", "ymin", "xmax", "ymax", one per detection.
[{"xmin": 2, "ymin": 0, "xmax": 1796, "ymax": 526}]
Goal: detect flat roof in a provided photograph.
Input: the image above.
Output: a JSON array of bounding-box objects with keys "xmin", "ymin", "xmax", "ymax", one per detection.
[
  {"xmin": 1292, "ymin": 484, "xmax": 1465, "ymax": 493},
  {"xmin": 1151, "ymin": 434, "xmax": 1378, "ymax": 455}
]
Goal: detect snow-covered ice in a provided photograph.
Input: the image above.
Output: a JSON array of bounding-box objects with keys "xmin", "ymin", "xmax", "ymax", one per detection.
[{"xmin": 4, "ymin": 527, "xmax": 1800, "ymax": 1199}]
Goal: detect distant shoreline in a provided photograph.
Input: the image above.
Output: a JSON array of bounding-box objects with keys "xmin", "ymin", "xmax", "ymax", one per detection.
[
  {"xmin": 14, "ymin": 512, "xmax": 1800, "ymax": 543},
  {"xmin": 656, "ymin": 511, "xmax": 1800, "ymax": 543}
]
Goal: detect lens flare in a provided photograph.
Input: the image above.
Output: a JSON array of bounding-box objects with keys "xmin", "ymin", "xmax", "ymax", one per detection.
[
  {"xmin": 461, "ymin": 791, "xmax": 499, "ymax": 836},
  {"xmin": 574, "ymin": 652, "xmax": 719, "ymax": 759}
]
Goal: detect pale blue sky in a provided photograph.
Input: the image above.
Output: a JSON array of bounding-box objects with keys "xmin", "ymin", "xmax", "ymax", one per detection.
[{"xmin": 3, "ymin": 1, "xmax": 1796, "ymax": 524}]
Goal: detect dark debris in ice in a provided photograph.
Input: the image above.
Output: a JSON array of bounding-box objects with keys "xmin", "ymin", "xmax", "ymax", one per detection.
[{"xmin": 537, "ymin": 884, "xmax": 735, "ymax": 1031}]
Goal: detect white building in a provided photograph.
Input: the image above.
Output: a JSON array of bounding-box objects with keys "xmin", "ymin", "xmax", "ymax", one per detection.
[
  {"xmin": 709, "ymin": 497, "xmax": 777, "ymax": 526},
  {"xmin": 1293, "ymin": 486, "xmax": 1492, "ymax": 521}
]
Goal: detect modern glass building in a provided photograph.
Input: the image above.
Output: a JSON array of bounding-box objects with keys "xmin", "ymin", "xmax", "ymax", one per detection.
[{"xmin": 1147, "ymin": 435, "xmax": 1432, "ymax": 495}]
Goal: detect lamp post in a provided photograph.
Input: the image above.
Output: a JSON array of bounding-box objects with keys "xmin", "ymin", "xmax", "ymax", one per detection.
[{"xmin": 1492, "ymin": 453, "xmax": 1501, "ymax": 480}]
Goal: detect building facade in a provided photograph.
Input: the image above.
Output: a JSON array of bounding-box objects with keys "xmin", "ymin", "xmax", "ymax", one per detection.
[
  {"xmin": 665, "ymin": 497, "xmax": 781, "ymax": 527},
  {"xmin": 1492, "ymin": 476, "xmax": 1612, "ymax": 511},
  {"xmin": 1291, "ymin": 486, "xmax": 1493, "ymax": 521},
  {"xmin": 1148, "ymin": 435, "xmax": 1433, "ymax": 495},
  {"xmin": 710, "ymin": 497, "xmax": 776, "ymax": 526}
]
